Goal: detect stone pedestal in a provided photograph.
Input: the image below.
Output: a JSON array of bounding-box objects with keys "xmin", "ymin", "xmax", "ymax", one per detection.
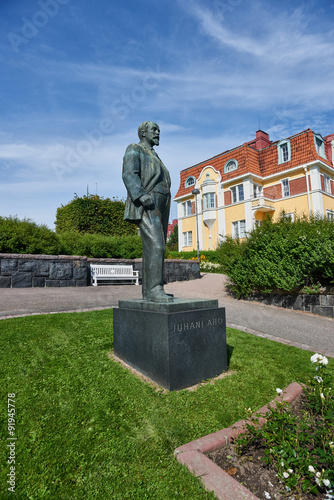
[{"xmin": 113, "ymin": 298, "xmax": 228, "ymax": 391}]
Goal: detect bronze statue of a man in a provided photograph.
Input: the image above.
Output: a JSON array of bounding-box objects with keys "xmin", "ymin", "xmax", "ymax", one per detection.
[{"xmin": 122, "ymin": 121, "xmax": 173, "ymax": 303}]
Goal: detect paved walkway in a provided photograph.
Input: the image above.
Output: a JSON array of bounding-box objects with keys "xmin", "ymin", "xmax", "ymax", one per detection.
[{"xmin": 0, "ymin": 274, "xmax": 333, "ymax": 357}]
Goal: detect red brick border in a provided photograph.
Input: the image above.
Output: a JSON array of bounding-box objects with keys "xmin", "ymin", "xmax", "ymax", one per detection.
[{"xmin": 174, "ymin": 382, "xmax": 303, "ymax": 500}]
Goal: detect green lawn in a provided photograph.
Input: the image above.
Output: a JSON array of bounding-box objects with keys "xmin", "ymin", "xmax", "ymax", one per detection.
[{"xmin": 1, "ymin": 310, "xmax": 331, "ymax": 499}]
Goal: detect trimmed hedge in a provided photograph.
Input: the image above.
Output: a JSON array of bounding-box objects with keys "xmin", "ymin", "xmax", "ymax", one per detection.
[{"xmin": 0, "ymin": 216, "xmax": 143, "ymax": 259}]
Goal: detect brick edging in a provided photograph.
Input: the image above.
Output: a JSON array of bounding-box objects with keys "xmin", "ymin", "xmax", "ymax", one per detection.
[{"xmin": 174, "ymin": 382, "xmax": 303, "ymax": 500}]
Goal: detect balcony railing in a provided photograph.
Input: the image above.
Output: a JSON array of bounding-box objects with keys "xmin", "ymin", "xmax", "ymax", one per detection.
[{"xmin": 252, "ymin": 197, "xmax": 275, "ymax": 211}]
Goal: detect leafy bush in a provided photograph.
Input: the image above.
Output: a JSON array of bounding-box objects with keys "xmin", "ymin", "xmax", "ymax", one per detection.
[
  {"xmin": 58, "ymin": 232, "xmax": 143, "ymax": 259},
  {"xmin": 56, "ymin": 194, "xmax": 137, "ymax": 236},
  {"xmin": 217, "ymin": 214, "xmax": 334, "ymax": 297},
  {"xmin": 0, "ymin": 216, "xmax": 62, "ymax": 255}
]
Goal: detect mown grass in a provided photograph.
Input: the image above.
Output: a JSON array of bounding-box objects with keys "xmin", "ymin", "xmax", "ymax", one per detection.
[{"xmin": 1, "ymin": 310, "xmax": 331, "ymax": 499}]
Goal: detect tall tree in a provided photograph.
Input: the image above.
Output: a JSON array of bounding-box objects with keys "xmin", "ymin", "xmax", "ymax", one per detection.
[{"xmin": 55, "ymin": 194, "xmax": 137, "ymax": 236}]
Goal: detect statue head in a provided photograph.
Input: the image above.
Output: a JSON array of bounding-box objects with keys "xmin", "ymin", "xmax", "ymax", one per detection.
[{"xmin": 138, "ymin": 121, "xmax": 160, "ymax": 147}]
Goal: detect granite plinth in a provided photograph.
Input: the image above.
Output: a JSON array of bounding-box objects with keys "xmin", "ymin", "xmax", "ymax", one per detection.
[{"xmin": 113, "ymin": 299, "xmax": 228, "ymax": 391}]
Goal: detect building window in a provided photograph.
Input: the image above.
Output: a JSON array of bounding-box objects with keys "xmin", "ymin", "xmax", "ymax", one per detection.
[
  {"xmin": 232, "ymin": 220, "xmax": 246, "ymax": 239},
  {"xmin": 231, "ymin": 184, "xmax": 244, "ymax": 203},
  {"xmin": 183, "ymin": 231, "xmax": 192, "ymax": 247},
  {"xmin": 203, "ymin": 192, "xmax": 216, "ymax": 210},
  {"xmin": 326, "ymin": 210, "xmax": 334, "ymax": 221},
  {"xmin": 277, "ymin": 139, "xmax": 291, "ymax": 164},
  {"xmin": 313, "ymin": 133, "xmax": 326, "ymax": 159},
  {"xmin": 182, "ymin": 200, "xmax": 191, "ymax": 217},
  {"xmin": 282, "ymin": 179, "xmax": 290, "ymax": 197},
  {"xmin": 283, "ymin": 212, "xmax": 294, "ymax": 222},
  {"xmin": 253, "ymin": 184, "xmax": 263, "ymax": 198},
  {"xmin": 224, "ymin": 159, "xmax": 238, "ymax": 173},
  {"xmin": 324, "ymin": 175, "xmax": 331, "ymax": 194},
  {"xmin": 185, "ymin": 176, "xmax": 195, "ymax": 188}
]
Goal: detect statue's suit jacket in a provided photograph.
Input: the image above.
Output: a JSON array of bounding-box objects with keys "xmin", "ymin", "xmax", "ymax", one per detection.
[{"xmin": 122, "ymin": 142, "xmax": 171, "ymax": 223}]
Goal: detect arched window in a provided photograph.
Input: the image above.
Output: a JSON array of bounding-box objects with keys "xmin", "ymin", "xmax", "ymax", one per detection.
[
  {"xmin": 224, "ymin": 159, "xmax": 238, "ymax": 173},
  {"xmin": 185, "ymin": 176, "xmax": 195, "ymax": 188}
]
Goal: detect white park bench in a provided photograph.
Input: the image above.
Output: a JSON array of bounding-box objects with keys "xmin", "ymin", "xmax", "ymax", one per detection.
[{"xmin": 90, "ymin": 264, "xmax": 139, "ymax": 287}]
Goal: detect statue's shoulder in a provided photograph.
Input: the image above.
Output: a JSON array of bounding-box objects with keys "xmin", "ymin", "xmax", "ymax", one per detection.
[{"xmin": 125, "ymin": 142, "xmax": 146, "ymax": 155}]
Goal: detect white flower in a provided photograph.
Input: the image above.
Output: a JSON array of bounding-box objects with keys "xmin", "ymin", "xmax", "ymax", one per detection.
[
  {"xmin": 264, "ymin": 492, "xmax": 271, "ymax": 499},
  {"xmin": 316, "ymin": 472, "xmax": 321, "ymax": 478},
  {"xmin": 320, "ymin": 392, "xmax": 325, "ymax": 399},
  {"xmin": 311, "ymin": 353, "xmax": 328, "ymax": 365},
  {"xmin": 288, "ymin": 468, "xmax": 293, "ymax": 473},
  {"xmin": 276, "ymin": 388, "xmax": 283, "ymax": 395},
  {"xmin": 283, "ymin": 472, "xmax": 290, "ymax": 478},
  {"xmin": 308, "ymin": 465, "xmax": 315, "ymax": 473},
  {"xmin": 314, "ymin": 376, "xmax": 323, "ymax": 383},
  {"xmin": 281, "ymin": 461, "xmax": 285, "ymax": 467},
  {"xmin": 330, "ymin": 442, "xmax": 334, "ymax": 449},
  {"xmin": 315, "ymin": 477, "xmax": 320, "ymax": 485},
  {"xmin": 323, "ymin": 479, "xmax": 330, "ymax": 487}
]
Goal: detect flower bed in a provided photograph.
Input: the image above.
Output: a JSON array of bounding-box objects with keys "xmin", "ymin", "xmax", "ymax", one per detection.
[{"xmin": 175, "ymin": 354, "xmax": 333, "ymax": 499}]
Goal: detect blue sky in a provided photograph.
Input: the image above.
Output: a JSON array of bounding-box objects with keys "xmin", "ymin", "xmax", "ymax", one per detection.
[{"xmin": 1, "ymin": 0, "xmax": 334, "ymax": 228}]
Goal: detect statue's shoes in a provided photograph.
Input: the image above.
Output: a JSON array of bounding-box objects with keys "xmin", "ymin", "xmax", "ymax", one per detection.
[{"xmin": 147, "ymin": 291, "xmax": 174, "ymax": 303}]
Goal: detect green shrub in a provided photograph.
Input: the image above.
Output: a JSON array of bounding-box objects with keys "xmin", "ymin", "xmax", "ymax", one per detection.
[
  {"xmin": 217, "ymin": 213, "xmax": 334, "ymax": 297},
  {"xmin": 56, "ymin": 194, "xmax": 137, "ymax": 236},
  {"xmin": 58, "ymin": 232, "xmax": 142, "ymax": 259},
  {"xmin": 0, "ymin": 216, "xmax": 62, "ymax": 255}
]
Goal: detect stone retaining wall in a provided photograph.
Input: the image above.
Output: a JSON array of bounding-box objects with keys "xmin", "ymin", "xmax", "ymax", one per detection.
[
  {"xmin": 247, "ymin": 293, "xmax": 334, "ymax": 318},
  {"xmin": 0, "ymin": 254, "xmax": 200, "ymax": 288}
]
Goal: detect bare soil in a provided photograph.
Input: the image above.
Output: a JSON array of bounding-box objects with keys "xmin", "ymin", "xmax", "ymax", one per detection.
[{"xmin": 207, "ymin": 393, "xmax": 328, "ymax": 499}]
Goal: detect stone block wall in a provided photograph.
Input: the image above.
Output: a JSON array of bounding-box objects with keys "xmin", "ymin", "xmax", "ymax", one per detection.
[
  {"xmin": 0, "ymin": 254, "xmax": 200, "ymax": 288},
  {"xmin": 248, "ymin": 293, "xmax": 334, "ymax": 318},
  {"xmin": 0, "ymin": 254, "xmax": 88, "ymax": 288}
]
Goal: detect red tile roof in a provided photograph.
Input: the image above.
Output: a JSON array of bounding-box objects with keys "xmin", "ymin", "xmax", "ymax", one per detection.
[{"xmin": 174, "ymin": 128, "xmax": 334, "ymax": 199}]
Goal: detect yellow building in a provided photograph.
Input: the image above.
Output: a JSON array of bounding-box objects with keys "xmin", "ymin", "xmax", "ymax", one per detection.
[{"xmin": 174, "ymin": 129, "xmax": 334, "ymax": 251}]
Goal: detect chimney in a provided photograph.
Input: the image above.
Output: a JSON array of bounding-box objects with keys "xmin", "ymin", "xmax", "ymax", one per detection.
[{"xmin": 255, "ymin": 130, "xmax": 271, "ymax": 150}]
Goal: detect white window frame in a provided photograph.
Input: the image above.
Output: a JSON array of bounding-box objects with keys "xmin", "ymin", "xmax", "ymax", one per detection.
[
  {"xmin": 232, "ymin": 220, "xmax": 246, "ymax": 239},
  {"xmin": 183, "ymin": 231, "xmax": 193, "ymax": 247},
  {"xmin": 253, "ymin": 184, "xmax": 263, "ymax": 198},
  {"xmin": 284, "ymin": 212, "xmax": 294, "ymax": 222},
  {"xmin": 326, "ymin": 209, "xmax": 334, "ymax": 221},
  {"xmin": 277, "ymin": 139, "xmax": 291, "ymax": 164},
  {"xmin": 185, "ymin": 176, "xmax": 195, "ymax": 188},
  {"xmin": 313, "ymin": 133, "xmax": 326, "ymax": 159},
  {"xmin": 203, "ymin": 192, "xmax": 216, "ymax": 210},
  {"xmin": 282, "ymin": 178, "xmax": 290, "ymax": 197},
  {"xmin": 224, "ymin": 159, "xmax": 238, "ymax": 173},
  {"xmin": 324, "ymin": 175, "xmax": 331, "ymax": 194},
  {"xmin": 231, "ymin": 184, "xmax": 244, "ymax": 203},
  {"xmin": 182, "ymin": 200, "xmax": 192, "ymax": 217}
]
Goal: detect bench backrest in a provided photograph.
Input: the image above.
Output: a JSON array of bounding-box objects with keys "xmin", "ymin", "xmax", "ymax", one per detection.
[{"xmin": 90, "ymin": 265, "xmax": 134, "ymax": 276}]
